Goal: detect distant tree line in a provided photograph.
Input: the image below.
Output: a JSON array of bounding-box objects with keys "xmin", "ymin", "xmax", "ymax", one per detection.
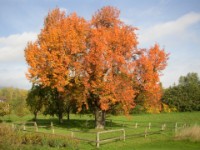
[
  {"xmin": 0, "ymin": 87, "xmax": 28, "ymax": 117},
  {"xmin": 162, "ymin": 72, "xmax": 200, "ymax": 112}
]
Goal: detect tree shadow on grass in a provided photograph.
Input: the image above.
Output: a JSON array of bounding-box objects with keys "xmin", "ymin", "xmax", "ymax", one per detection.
[
  {"xmin": 0, "ymin": 119, "xmax": 12, "ymax": 123},
  {"xmin": 26, "ymin": 118, "xmax": 124, "ymax": 131}
]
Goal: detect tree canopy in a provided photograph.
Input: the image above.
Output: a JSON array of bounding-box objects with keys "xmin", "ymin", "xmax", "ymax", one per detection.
[{"xmin": 25, "ymin": 6, "xmax": 169, "ymax": 128}]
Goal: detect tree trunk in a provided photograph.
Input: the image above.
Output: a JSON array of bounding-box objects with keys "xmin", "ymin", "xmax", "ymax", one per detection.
[
  {"xmin": 33, "ymin": 111, "xmax": 37, "ymax": 121},
  {"xmin": 67, "ymin": 110, "xmax": 70, "ymax": 121},
  {"xmin": 58, "ymin": 112, "xmax": 63, "ymax": 124},
  {"xmin": 57, "ymin": 93, "xmax": 64, "ymax": 124},
  {"xmin": 95, "ymin": 108, "xmax": 106, "ymax": 129}
]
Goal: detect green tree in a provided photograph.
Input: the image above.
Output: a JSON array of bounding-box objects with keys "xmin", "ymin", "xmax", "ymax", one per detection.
[
  {"xmin": 43, "ymin": 88, "xmax": 66, "ymax": 123},
  {"xmin": 26, "ymin": 85, "xmax": 46, "ymax": 121},
  {"xmin": 162, "ymin": 73, "xmax": 200, "ymax": 111},
  {"xmin": 42, "ymin": 81, "xmax": 80, "ymax": 122}
]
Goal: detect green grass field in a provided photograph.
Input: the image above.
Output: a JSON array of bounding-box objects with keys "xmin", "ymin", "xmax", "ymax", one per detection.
[{"xmin": 1, "ymin": 112, "xmax": 200, "ymax": 150}]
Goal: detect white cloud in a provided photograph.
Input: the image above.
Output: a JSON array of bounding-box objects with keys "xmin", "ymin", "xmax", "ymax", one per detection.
[
  {"xmin": 160, "ymin": 59, "xmax": 200, "ymax": 87},
  {"xmin": 137, "ymin": 12, "xmax": 200, "ymax": 88},
  {"xmin": 0, "ymin": 32, "xmax": 37, "ymax": 63},
  {"xmin": 139, "ymin": 12, "xmax": 200, "ymax": 45},
  {"xmin": 0, "ymin": 32, "xmax": 37, "ymax": 89},
  {"xmin": 0, "ymin": 65, "xmax": 31, "ymax": 89}
]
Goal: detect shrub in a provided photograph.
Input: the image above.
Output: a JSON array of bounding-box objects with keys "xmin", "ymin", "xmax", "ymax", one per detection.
[
  {"xmin": 0, "ymin": 102, "xmax": 10, "ymax": 117},
  {"xmin": 21, "ymin": 133, "xmax": 43, "ymax": 145},
  {"xmin": 0, "ymin": 123, "xmax": 21, "ymax": 149},
  {"xmin": 131, "ymin": 105, "xmax": 145, "ymax": 114},
  {"xmin": 0, "ymin": 124, "xmax": 79, "ymax": 149},
  {"xmin": 161, "ymin": 103, "xmax": 177, "ymax": 113}
]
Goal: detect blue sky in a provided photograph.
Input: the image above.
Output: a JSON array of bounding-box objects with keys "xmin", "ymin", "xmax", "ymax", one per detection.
[{"xmin": 0, "ymin": 0, "xmax": 200, "ymax": 89}]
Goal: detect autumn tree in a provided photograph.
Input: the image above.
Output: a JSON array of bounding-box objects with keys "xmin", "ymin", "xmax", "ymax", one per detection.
[
  {"xmin": 84, "ymin": 6, "xmax": 137, "ymax": 128},
  {"xmin": 134, "ymin": 44, "xmax": 169, "ymax": 113},
  {"xmin": 25, "ymin": 8, "xmax": 88, "ymax": 123},
  {"xmin": 25, "ymin": 6, "xmax": 168, "ymax": 128}
]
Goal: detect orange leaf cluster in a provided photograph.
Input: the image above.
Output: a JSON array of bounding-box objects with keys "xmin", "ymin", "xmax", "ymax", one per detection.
[
  {"xmin": 25, "ymin": 8, "xmax": 88, "ymax": 92},
  {"xmin": 135, "ymin": 44, "xmax": 169, "ymax": 112}
]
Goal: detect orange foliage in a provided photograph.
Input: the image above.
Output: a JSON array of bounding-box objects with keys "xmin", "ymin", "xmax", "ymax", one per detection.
[
  {"xmin": 25, "ymin": 8, "xmax": 88, "ymax": 92},
  {"xmin": 25, "ymin": 6, "xmax": 169, "ymax": 114},
  {"xmin": 83, "ymin": 6, "xmax": 137, "ymax": 113},
  {"xmin": 135, "ymin": 44, "xmax": 169, "ymax": 112}
]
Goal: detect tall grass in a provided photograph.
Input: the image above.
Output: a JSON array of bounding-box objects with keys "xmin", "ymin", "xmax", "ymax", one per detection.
[
  {"xmin": 175, "ymin": 125, "xmax": 200, "ymax": 142},
  {"xmin": 0, "ymin": 123, "xmax": 79, "ymax": 150}
]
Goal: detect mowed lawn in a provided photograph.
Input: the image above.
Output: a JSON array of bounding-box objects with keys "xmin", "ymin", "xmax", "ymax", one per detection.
[{"xmin": 1, "ymin": 112, "xmax": 200, "ymax": 150}]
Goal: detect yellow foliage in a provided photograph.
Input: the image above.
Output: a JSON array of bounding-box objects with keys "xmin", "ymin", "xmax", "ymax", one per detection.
[{"xmin": 161, "ymin": 103, "xmax": 177, "ymax": 113}]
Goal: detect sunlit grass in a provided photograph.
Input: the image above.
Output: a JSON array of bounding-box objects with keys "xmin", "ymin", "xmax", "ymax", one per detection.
[{"xmin": 1, "ymin": 112, "xmax": 200, "ymax": 149}]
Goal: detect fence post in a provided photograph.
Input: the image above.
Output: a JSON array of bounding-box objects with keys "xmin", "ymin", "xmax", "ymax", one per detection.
[
  {"xmin": 96, "ymin": 132, "xmax": 100, "ymax": 148},
  {"xmin": 123, "ymin": 129, "xmax": 125, "ymax": 141},
  {"xmin": 135, "ymin": 123, "xmax": 138, "ymax": 128},
  {"xmin": 161, "ymin": 124, "xmax": 166, "ymax": 131},
  {"xmin": 11, "ymin": 123, "xmax": 15, "ymax": 130},
  {"xmin": 51, "ymin": 122, "xmax": 54, "ymax": 134},
  {"xmin": 23, "ymin": 123, "xmax": 26, "ymax": 131},
  {"xmin": 34, "ymin": 122, "xmax": 38, "ymax": 132},
  {"xmin": 145, "ymin": 128, "xmax": 147, "ymax": 138},
  {"xmin": 175, "ymin": 122, "xmax": 178, "ymax": 133},
  {"xmin": 161, "ymin": 124, "xmax": 164, "ymax": 131},
  {"xmin": 148, "ymin": 122, "xmax": 151, "ymax": 129},
  {"xmin": 71, "ymin": 131, "xmax": 74, "ymax": 138},
  {"xmin": 163, "ymin": 124, "xmax": 166, "ymax": 130},
  {"xmin": 85, "ymin": 119, "xmax": 88, "ymax": 127}
]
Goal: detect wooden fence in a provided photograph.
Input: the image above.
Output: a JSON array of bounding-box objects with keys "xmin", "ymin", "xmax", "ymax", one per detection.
[
  {"xmin": 96, "ymin": 129, "xmax": 125, "ymax": 148},
  {"xmin": 10, "ymin": 121, "xmax": 190, "ymax": 148}
]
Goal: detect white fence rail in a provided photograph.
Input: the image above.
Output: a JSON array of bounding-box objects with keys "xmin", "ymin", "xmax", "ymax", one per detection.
[{"xmin": 96, "ymin": 129, "xmax": 125, "ymax": 148}]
